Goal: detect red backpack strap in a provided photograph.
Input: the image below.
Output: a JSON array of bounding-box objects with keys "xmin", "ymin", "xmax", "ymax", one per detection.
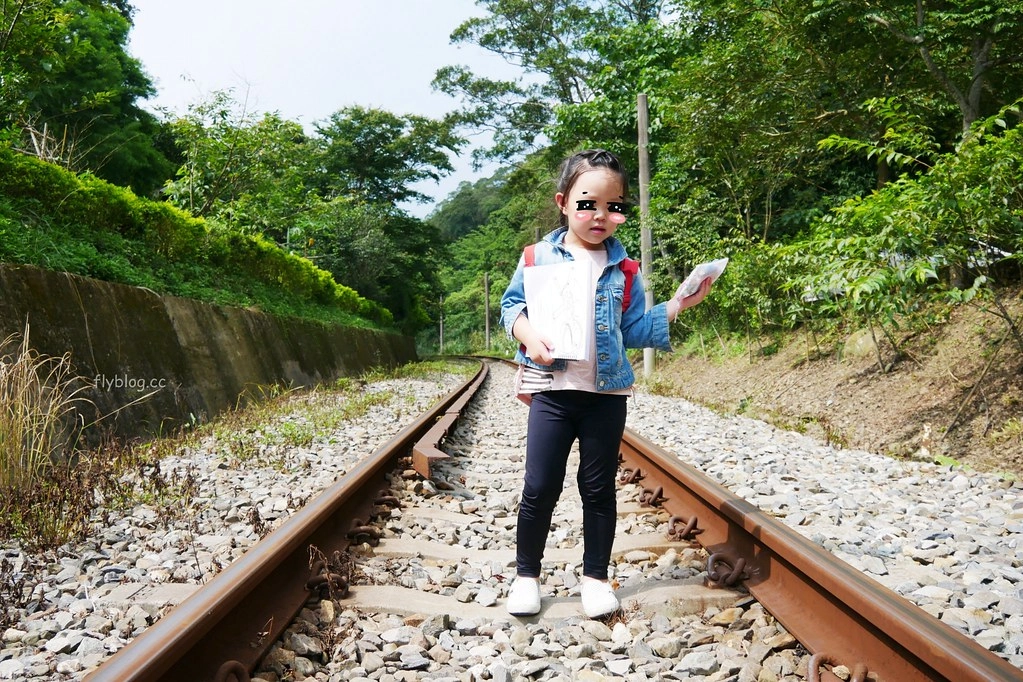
[{"xmin": 620, "ymin": 258, "xmax": 639, "ymax": 310}]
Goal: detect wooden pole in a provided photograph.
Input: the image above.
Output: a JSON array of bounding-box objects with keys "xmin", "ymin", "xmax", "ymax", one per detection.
[
  {"xmin": 638, "ymin": 93, "xmax": 654, "ymax": 379},
  {"xmin": 484, "ymin": 272, "xmax": 491, "ymax": 351}
]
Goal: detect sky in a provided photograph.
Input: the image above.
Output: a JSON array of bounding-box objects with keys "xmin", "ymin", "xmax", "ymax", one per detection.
[{"xmin": 127, "ymin": 0, "xmax": 517, "ymax": 217}]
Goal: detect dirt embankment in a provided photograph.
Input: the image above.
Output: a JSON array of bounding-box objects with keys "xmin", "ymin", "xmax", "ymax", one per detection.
[{"xmin": 659, "ymin": 291, "xmax": 1023, "ymax": 478}]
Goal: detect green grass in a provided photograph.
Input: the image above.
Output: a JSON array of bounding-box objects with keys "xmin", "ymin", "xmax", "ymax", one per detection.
[{"xmin": 361, "ymin": 358, "xmax": 477, "ymax": 382}]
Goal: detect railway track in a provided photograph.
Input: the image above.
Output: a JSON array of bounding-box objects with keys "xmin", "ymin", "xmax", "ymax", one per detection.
[{"xmin": 84, "ymin": 359, "xmax": 1021, "ymax": 681}]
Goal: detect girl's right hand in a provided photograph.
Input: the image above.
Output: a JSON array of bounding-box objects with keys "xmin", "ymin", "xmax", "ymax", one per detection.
[
  {"xmin": 513, "ymin": 314, "xmax": 555, "ymax": 365},
  {"xmin": 524, "ymin": 336, "xmax": 555, "ymax": 366}
]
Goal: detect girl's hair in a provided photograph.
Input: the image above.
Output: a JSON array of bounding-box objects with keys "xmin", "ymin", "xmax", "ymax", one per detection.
[{"xmin": 555, "ymin": 149, "xmax": 630, "ymax": 227}]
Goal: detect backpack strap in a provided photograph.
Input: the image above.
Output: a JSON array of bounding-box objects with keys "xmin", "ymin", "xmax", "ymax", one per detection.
[
  {"xmin": 620, "ymin": 257, "xmax": 638, "ymax": 310},
  {"xmin": 523, "ymin": 243, "xmax": 638, "ymax": 309}
]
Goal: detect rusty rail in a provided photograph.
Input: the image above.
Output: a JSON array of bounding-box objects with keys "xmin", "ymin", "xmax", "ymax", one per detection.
[
  {"xmin": 85, "ymin": 360, "xmax": 486, "ymax": 682},
  {"xmin": 619, "ymin": 428, "xmax": 1021, "ymax": 682},
  {"xmin": 412, "ymin": 362, "xmax": 488, "ymax": 477}
]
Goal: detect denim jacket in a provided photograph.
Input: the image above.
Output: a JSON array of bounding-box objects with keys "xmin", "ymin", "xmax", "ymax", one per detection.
[{"xmin": 500, "ymin": 227, "xmax": 672, "ymax": 392}]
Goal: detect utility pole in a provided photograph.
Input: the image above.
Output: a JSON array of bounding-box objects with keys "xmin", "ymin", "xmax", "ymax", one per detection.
[
  {"xmin": 638, "ymin": 93, "xmax": 654, "ymax": 379},
  {"xmin": 438, "ymin": 295, "xmax": 444, "ymax": 355},
  {"xmin": 484, "ymin": 272, "xmax": 491, "ymax": 351}
]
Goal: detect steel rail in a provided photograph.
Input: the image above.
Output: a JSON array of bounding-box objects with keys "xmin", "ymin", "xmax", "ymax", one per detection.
[
  {"xmin": 85, "ymin": 360, "xmax": 487, "ymax": 682},
  {"xmin": 620, "ymin": 428, "xmax": 1021, "ymax": 682},
  {"xmin": 412, "ymin": 365, "xmax": 486, "ymax": 478}
]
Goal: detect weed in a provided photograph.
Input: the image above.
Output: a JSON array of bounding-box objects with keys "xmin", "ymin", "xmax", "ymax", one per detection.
[
  {"xmin": 362, "ymin": 359, "xmax": 475, "ymax": 383},
  {"xmin": 333, "ymin": 376, "xmax": 359, "ymax": 392},
  {"xmin": 0, "ymin": 325, "xmax": 128, "ymax": 550},
  {"xmin": 813, "ymin": 415, "xmax": 849, "ymax": 449},
  {"xmin": 277, "ymin": 420, "xmax": 315, "ymax": 447},
  {"xmin": 989, "ymin": 418, "xmax": 1023, "ymax": 444},
  {"xmin": 0, "ymin": 324, "xmax": 91, "ymax": 492},
  {"xmin": 0, "ymin": 439, "xmax": 134, "ymax": 550},
  {"xmin": 933, "ymin": 453, "xmax": 967, "ymax": 469},
  {"xmin": 998, "ymin": 390, "xmax": 1021, "ymax": 408},
  {"xmin": 225, "ymin": 386, "xmax": 393, "ymax": 465},
  {"xmin": 306, "ymin": 546, "xmax": 357, "ymax": 663},
  {"xmin": 602, "ymin": 598, "xmax": 643, "ymax": 627},
  {"xmin": 248, "ymin": 505, "xmax": 270, "ymax": 539},
  {"xmin": 644, "ymin": 375, "xmax": 683, "ymax": 397},
  {"xmin": 0, "ymin": 554, "xmax": 38, "ymax": 629},
  {"xmin": 0, "ymin": 361, "xmax": 435, "ymax": 549},
  {"xmin": 0, "ymin": 323, "xmax": 184, "ymax": 548}
]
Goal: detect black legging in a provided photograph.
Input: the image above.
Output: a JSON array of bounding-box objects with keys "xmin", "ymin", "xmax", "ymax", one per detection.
[{"xmin": 515, "ymin": 390, "xmax": 628, "ymax": 580}]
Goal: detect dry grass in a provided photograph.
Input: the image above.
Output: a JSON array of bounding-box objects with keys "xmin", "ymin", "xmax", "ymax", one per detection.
[
  {"xmin": 601, "ymin": 597, "xmax": 643, "ymax": 627},
  {"xmin": 0, "ymin": 325, "xmax": 163, "ymax": 550},
  {"xmin": 0, "ymin": 324, "xmax": 90, "ymax": 492},
  {"xmin": 0, "ymin": 327, "xmax": 126, "ymax": 627},
  {"xmin": 0, "ymin": 324, "xmax": 111, "ymax": 551}
]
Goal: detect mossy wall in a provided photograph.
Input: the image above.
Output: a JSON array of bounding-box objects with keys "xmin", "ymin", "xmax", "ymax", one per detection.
[{"xmin": 0, "ymin": 263, "xmax": 417, "ymax": 440}]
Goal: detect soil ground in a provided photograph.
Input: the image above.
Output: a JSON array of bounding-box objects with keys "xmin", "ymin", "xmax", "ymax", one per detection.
[{"xmin": 656, "ymin": 288, "xmax": 1023, "ymax": 478}]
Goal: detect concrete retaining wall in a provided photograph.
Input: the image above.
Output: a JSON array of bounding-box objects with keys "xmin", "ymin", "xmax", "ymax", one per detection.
[{"xmin": 0, "ymin": 264, "xmax": 417, "ymax": 440}]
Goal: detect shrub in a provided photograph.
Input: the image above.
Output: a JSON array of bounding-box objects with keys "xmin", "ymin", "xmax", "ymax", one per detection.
[{"xmin": 0, "ymin": 144, "xmax": 394, "ymax": 329}]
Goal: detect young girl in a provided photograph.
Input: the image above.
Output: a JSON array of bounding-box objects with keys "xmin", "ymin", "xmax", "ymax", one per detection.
[{"xmin": 499, "ymin": 149, "xmax": 712, "ymax": 618}]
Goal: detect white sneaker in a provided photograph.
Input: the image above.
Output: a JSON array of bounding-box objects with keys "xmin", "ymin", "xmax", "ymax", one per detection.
[
  {"xmin": 506, "ymin": 577, "xmax": 541, "ymax": 616},
  {"xmin": 581, "ymin": 577, "xmax": 620, "ymax": 618}
]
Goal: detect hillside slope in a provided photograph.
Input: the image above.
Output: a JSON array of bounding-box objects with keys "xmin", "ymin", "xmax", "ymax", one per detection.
[{"xmin": 659, "ymin": 290, "xmax": 1023, "ymax": 478}]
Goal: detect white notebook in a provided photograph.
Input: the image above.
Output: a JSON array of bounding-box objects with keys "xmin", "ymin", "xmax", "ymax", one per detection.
[{"xmin": 523, "ymin": 260, "xmax": 593, "ymax": 360}]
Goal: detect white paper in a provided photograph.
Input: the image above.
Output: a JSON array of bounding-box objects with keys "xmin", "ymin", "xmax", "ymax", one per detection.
[
  {"xmin": 523, "ymin": 260, "xmax": 592, "ymax": 360},
  {"xmin": 676, "ymin": 258, "xmax": 729, "ymax": 299}
]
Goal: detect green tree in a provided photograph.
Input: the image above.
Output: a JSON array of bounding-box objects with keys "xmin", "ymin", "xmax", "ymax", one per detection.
[
  {"xmin": 437, "ymin": 219, "xmax": 521, "ymax": 352},
  {"xmin": 428, "ymin": 153, "xmax": 573, "ymax": 353},
  {"xmin": 550, "ymin": 20, "xmax": 697, "ymax": 159},
  {"xmin": 428, "ymin": 169, "xmax": 511, "ymax": 242},
  {"xmin": 658, "ymin": 1, "xmax": 928, "ymax": 241},
  {"xmin": 434, "ymin": 0, "xmax": 665, "ymax": 162},
  {"xmin": 860, "ymin": 1, "xmax": 1023, "ymax": 135},
  {"xmin": 304, "ymin": 200, "xmax": 446, "ymax": 335},
  {"xmin": 434, "ymin": 0, "xmax": 595, "ymax": 161},
  {"xmin": 162, "ymin": 91, "xmax": 461, "ymax": 334},
  {"xmin": 164, "ymin": 90, "xmax": 313, "ymax": 238},
  {"xmin": 2, "ymin": 0, "xmax": 174, "ymax": 195},
  {"xmin": 311, "ymin": 106, "xmax": 463, "ymax": 206},
  {"xmin": 1, "ymin": 1, "xmax": 58, "ymax": 120}
]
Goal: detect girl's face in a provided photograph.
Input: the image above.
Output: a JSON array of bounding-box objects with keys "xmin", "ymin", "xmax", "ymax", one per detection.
[{"xmin": 556, "ymin": 168, "xmax": 627, "ymax": 251}]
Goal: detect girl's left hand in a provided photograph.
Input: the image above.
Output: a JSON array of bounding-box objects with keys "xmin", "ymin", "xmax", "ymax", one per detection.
[
  {"xmin": 677, "ymin": 276, "xmax": 712, "ymax": 310},
  {"xmin": 668, "ymin": 277, "xmax": 712, "ymax": 321}
]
